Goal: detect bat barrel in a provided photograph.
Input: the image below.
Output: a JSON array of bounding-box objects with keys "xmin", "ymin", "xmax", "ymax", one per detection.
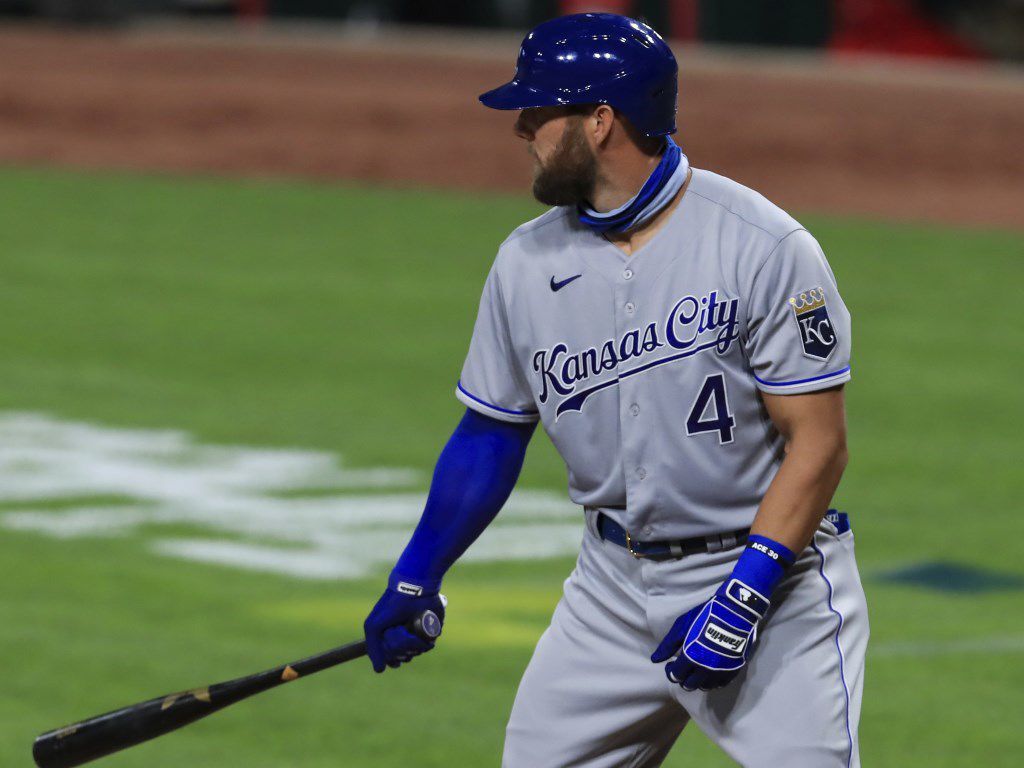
[
  {"xmin": 31, "ymin": 610, "xmax": 438, "ymax": 767},
  {"xmin": 30, "ymin": 647, "xmax": 361, "ymax": 768},
  {"xmin": 33, "ymin": 690, "xmax": 223, "ymax": 768}
]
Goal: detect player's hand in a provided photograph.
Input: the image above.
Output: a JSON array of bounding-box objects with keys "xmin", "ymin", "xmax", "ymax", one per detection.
[
  {"xmin": 650, "ymin": 577, "xmax": 765, "ymax": 691},
  {"xmin": 364, "ymin": 577, "xmax": 446, "ymax": 673},
  {"xmin": 651, "ymin": 534, "xmax": 796, "ymax": 691}
]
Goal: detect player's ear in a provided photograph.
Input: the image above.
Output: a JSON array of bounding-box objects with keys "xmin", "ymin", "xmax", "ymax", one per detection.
[{"xmin": 590, "ymin": 104, "xmax": 616, "ymax": 147}]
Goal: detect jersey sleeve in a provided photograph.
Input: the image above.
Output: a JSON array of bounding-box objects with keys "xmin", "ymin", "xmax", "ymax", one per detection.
[
  {"xmin": 743, "ymin": 229, "xmax": 852, "ymax": 395},
  {"xmin": 455, "ymin": 265, "xmax": 540, "ymax": 423}
]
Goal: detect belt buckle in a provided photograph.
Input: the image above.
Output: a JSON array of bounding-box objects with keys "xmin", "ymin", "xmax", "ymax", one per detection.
[{"xmin": 624, "ymin": 529, "xmax": 647, "ymax": 559}]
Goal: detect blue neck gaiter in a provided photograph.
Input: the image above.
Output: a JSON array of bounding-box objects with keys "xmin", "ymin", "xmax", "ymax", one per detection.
[{"xmin": 577, "ymin": 137, "xmax": 689, "ymax": 234}]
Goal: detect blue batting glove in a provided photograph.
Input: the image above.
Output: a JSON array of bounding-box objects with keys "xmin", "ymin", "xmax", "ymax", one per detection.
[
  {"xmin": 364, "ymin": 573, "xmax": 446, "ymax": 674},
  {"xmin": 651, "ymin": 535, "xmax": 795, "ymax": 691}
]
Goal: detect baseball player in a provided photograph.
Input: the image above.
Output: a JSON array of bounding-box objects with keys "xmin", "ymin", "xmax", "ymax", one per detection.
[{"xmin": 364, "ymin": 13, "xmax": 868, "ymax": 767}]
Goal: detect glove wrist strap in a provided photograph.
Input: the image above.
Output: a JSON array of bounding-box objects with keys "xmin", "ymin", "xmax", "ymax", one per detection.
[
  {"xmin": 388, "ymin": 570, "xmax": 442, "ymax": 597},
  {"xmin": 724, "ymin": 535, "xmax": 797, "ymax": 619}
]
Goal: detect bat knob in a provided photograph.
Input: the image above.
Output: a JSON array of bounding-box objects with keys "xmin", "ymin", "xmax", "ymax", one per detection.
[{"xmin": 411, "ymin": 609, "xmax": 442, "ymax": 641}]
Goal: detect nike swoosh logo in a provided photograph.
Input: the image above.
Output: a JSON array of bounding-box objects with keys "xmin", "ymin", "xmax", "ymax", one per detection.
[{"xmin": 550, "ymin": 273, "xmax": 583, "ymax": 292}]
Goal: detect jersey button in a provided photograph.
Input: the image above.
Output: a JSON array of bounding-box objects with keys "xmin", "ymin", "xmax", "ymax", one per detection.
[
  {"xmin": 624, "ymin": 302, "xmax": 636, "ymax": 315},
  {"xmin": 623, "ymin": 268, "xmax": 634, "ymax": 280},
  {"xmin": 636, "ymin": 467, "xmax": 647, "ymax": 480},
  {"xmin": 629, "ymin": 403, "xmax": 640, "ymax": 417}
]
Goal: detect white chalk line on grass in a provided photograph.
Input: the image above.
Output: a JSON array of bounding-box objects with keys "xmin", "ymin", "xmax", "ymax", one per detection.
[
  {"xmin": 0, "ymin": 412, "xmax": 583, "ymax": 580},
  {"xmin": 871, "ymin": 636, "xmax": 1024, "ymax": 658},
  {"xmin": 9, "ymin": 408, "xmax": 1021, "ymax": 641}
]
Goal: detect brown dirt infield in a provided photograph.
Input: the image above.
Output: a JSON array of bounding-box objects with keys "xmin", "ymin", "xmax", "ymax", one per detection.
[{"xmin": 1, "ymin": 23, "xmax": 1021, "ymax": 229}]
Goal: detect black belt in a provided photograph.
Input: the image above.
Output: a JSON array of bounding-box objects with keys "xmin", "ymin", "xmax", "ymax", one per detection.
[{"xmin": 596, "ymin": 511, "xmax": 750, "ymax": 561}]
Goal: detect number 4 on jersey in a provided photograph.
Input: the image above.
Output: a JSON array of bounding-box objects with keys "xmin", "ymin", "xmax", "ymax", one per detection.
[{"xmin": 686, "ymin": 374, "xmax": 735, "ymax": 444}]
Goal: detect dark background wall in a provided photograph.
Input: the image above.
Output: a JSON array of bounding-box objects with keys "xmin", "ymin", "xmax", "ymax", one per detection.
[{"xmin": 2, "ymin": 0, "xmax": 1021, "ymax": 59}]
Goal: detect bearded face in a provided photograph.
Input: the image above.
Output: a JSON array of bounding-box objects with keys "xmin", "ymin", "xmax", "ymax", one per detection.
[{"xmin": 530, "ymin": 117, "xmax": 598, "ymax": 207}]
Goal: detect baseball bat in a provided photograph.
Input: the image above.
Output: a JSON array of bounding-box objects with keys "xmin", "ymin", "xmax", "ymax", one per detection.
[{"xmin": 32, "ymin": 609, "xmax": 442, "ymax": 768}]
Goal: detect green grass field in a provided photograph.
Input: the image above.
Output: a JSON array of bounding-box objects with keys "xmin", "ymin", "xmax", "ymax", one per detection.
[{"xmin": 1, "ymin": 167, "xmax": 1022, "ymax": 766}]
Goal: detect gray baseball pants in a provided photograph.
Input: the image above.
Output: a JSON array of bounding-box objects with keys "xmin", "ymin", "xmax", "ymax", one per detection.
[{"xmin": 502, "ymin": 509, "xmax": 868, "ymax": 767}]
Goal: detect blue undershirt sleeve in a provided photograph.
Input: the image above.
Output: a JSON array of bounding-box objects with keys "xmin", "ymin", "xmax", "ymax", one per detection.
[{"xmin": 390, "ymin": 408, "xmax": 536, "ymax": 592}]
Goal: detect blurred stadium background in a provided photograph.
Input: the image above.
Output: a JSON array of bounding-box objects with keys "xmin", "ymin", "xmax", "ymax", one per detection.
[{"xmin": 1, "ymin": 1, "xmax": 1022, "ymax": 766}]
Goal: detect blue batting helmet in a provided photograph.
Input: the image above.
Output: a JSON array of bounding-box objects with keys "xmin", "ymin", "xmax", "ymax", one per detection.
[{"xmin": 479, "ymin": 13, "xmax": 678, "ymax": 137}]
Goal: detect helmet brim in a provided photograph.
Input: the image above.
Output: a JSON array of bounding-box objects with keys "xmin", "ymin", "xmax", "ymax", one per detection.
[{"xmin": 478, "ymin": 80, "xmax": 569, "ymax": 111}]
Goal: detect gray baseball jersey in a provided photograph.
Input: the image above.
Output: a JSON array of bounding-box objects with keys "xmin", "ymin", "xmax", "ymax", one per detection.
[{"xmin": 457, "ymin": 168, "xmax": 852, "ymax": 539}]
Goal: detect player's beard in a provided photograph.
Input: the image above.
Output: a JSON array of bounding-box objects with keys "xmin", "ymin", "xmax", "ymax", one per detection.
[{"xmin": 531, "ymin": 119, "xmax": 597, "ymax": 207}]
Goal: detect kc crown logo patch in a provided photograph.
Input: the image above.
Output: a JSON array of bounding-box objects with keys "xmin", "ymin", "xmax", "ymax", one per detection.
[{"xmin": 789, "ymin": 287, "xmax": 837, "ymax": 361}]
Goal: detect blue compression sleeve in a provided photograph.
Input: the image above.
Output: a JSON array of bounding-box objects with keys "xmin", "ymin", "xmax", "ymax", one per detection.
[{"xmin": 390, "ymin": 408, "xmax": 536, "ymax": 592}]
